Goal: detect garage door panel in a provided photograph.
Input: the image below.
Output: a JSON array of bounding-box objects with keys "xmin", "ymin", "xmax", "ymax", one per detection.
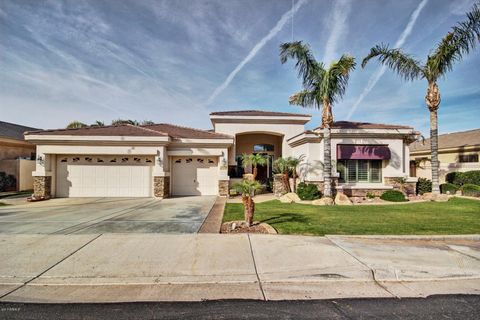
[
  {"xmin": 172, "ymin": 157, "xmax": 218, "ymax": 196},
  {"xmin": 56, "ymin": 156, "xmax": 153, "ymax": 198}
]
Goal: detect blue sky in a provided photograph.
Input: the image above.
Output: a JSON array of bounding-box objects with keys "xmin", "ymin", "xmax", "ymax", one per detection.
[{"xmin": 1, "ymin": 0, "xmax": 479, "ymax": 135}]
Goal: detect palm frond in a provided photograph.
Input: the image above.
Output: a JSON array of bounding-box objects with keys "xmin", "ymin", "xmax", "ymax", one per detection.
[
  {"xmin": 325, "ymin": 55, "xmax": 356, "ymax": 103},
  {"xmin": 361, "ymin": 44, "xmax": 424, "ymax": 81},
  {"xmin": 427, "ymin": 2, "xmax": 480, "ymax": 80},
  {"xmin": 288, "ymin": 90, "xmax": 318, "ymax": 108},
  {"xmin": 279, "ymin": 41, "xmax": 325, "ymax": 88}
]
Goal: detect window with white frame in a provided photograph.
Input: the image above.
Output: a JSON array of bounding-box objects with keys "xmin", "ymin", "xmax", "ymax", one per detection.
[{"xmin": 337, "ymin": 160, "xmax": 382, "ymax": 183}]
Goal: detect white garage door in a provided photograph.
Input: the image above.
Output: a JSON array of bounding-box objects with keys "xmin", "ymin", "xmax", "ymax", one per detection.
[
  {"xmin": 171, "ymin": 156, "xmax": 218, "ymax": 196},
  {"xmin": 56, "ymin": 155, "xmax": 154, "ymax": 197}
]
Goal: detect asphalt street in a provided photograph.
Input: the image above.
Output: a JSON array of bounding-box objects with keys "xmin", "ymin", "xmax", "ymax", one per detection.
[{"xmin": 1, "ymin": 294, "xmax": 479, "ymax": 319}]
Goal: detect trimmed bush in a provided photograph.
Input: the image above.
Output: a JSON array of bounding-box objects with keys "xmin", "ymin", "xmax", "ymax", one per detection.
[
  {"xmin": 380, "ymin": 190, "xmax": 407, "ymax": 202},
  {"xmin": 446, "ymin": 170, "xmax": 480, "ymax": 186},
  {"xmin": 461, "ymin": 184, "xmax": 480, "ymax": 197},
  {"xmin": 0, "ymin": 172, "xmax": 16, "ymax": 192},
  {"xmin": 416, "ymin": 178, "xmax": 432, "ymax": 195},
  {"xmin": 296, "ymin": 182, "xmax": 321, "ymax": 200},
  {"xmin": 440, "ymin": 183, "xmax": 459, "ymax": 195}
]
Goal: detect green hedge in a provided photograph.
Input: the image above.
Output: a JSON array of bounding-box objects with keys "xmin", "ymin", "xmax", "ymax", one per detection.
[
  {"xmin": 380, "ymin": 190, "xmax": 407, "ymax": 202},
  {"xmin": 446, "ymin": 170, "xmax": 480, "ymax": 186},
  {"xmin": 0, "ymin": 172, "xmax": 16, "ymax": 192},
  {"xmin": 440, "ymin": 183, "xmax": 459, "ymax": 195},
  {"xmin": 461, "ymin": 184, "xmax": 480, "ymax": 197},
  {"xmin": 296, "ymin": 182, "xmax": 321, "ymax": 200},
  {"xmin": 416, "ymin": 178, "xmax": 432, "ymax": 195}
]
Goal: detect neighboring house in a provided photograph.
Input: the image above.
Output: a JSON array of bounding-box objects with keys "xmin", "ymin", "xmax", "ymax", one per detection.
[
  {"xmin": 410, "ymin": 128, "xmax": 480, "ymax": 183},
  {"xmin": 0, "ymin": 121, "xmax": 39, "ymax": 191},
  {"xmin": 25, "ymin": 110, "xmax": 419, "ymax": 199}
]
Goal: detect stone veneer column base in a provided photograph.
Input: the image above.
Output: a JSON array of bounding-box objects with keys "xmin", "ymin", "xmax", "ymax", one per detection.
[
  {"xmin": 273, "ymin": 174, "xmax": 288, "ymax": 197},
  {"xmin": 33, "ymin": 176, "xmax": 52, "ymax": 199},
  {"xmin": 384, "ymin": 177, "xmax": 416, "ymax": 196},
  {"xmin": 218, "ymin": 180, "xmax": 229, "ymax": 197},
  {"xmin": 154, "ymin": 176, "xmax": 170, "ymax": 198}
]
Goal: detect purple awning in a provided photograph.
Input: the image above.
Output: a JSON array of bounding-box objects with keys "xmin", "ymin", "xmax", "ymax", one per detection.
[{"xmin": 337, "ymin": 145, "xmax": 391, "ymax": 160}]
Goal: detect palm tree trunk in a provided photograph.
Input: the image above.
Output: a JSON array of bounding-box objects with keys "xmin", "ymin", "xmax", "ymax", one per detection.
[
  {"xmin": 430, "ymin": 110, "xmax": 440, "ymax": 194},
  {"xmin": 323, "ymin": 127, "xmax": 332, "ymax": 197},
  {"xmin": 242, "ymin": 195, "xmax": 249, "ymax": 223},
  {"xmin": 252, "ymin": 166, "xmax": 257, "ymax": 180},
  {"xmin": 246, "ymin": 198, "xmax": 254, "ymax": 227},
  {"xmin": 322, "ymin": 100, "xmax": 334, "ymax": 198},
  {"xmin": 425, "ymin": 82, "xmax": 441, "ymax": 195},
  {"xmin": 292, "ymin": 170, "xmax": 297, "ymax": 193}
]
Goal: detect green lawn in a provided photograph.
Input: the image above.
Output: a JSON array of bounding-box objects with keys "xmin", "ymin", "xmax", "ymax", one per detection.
[{"xmin": 223, "ymin": 197, "xmax": 480, "ymax": 235}]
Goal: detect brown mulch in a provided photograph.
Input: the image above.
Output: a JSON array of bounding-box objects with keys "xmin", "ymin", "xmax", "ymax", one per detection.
[{"xmin": 221, "ymin": 221, "xmax": 276, "ymax": 234}]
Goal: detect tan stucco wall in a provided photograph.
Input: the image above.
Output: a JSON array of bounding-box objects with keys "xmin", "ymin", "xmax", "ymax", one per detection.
[
  {"xmin": 411, "ymin": 149, "xmax": 480, "ymax": 183},
  {"xmin": 0, "ymin": 140, "xmax": 35, "ymax": 160},
  {"xmin": 0, "ymin": 159, "xmax": 35, "ymax": 191},
  {"xmin": 235, "ymin": 133, "xmax": 282, "ymax": 159}
]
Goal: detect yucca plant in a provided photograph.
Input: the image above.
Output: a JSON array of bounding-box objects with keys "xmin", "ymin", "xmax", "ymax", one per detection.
[
  {"xmin": 233, "ymin": 179, "xmax": 262, "ymax": 227},
  {"xmin": 280, "ymin": 42, "xmax": 356, "ymax": 197},
  {"xmin": 362, "ymin": 2, "xmax": 480, "ymax": 194}
]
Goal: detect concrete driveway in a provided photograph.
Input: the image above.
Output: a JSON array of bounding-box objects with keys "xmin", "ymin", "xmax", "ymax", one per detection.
[{"xmin": 0, "ymin": 196, "xmax": 217, "ymax": 234}]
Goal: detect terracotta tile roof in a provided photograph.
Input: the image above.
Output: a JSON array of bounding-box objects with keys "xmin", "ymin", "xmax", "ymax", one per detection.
[
  {"xmin": 210, "ymin": 110, "xmax": 311, "ymax": 117},
  {"xmin": 410, "ymin": 128, "xmax": 480, "ymax": 152},
  {"xmin": 25, "ymin": 123, "xmax": 233, "ymax": 139},
  {"xmin": 0, "ymin": 121, "xmax": 40, "ymax": 141},
  {"xmin": 141, "ymin": 123, "xmax": 233, "ymax": 139},
  {"xmin": 26, "ymin": 124, "xmax": 168, "ymax": 137},
  {"xmin": 318, "ymin": 121, "xmax": 413, "ymax": 130}
]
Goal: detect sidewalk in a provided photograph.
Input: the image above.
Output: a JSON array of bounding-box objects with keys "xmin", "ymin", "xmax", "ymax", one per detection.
[{"xmin": 1, "ymin": 234, "xmax": 479, "ymax": 303}]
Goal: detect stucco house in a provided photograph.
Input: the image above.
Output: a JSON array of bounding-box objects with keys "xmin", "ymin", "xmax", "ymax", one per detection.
[
  {"xmin": 25, "ymin": 110, "xmax": 419, "ymax": 199},
  {"xmin": 410, "ymin": 128, "xmax": 480, "ymax": 183},
  {"xmin": 0, "ymin": 121, "xmax": 39, "ymax": 191}
]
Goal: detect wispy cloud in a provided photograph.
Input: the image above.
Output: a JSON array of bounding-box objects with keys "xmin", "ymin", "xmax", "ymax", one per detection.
[
  {"xmin": 346, "ymin": 0, "xmax": 428, "ymax": 120},
  {"xmin": 323, "ymin": 0, "xmax": 352, "ymax": 64},
  {"xmin": 204, "ymin": 0, "xmax": 309, "ymax": 106}
]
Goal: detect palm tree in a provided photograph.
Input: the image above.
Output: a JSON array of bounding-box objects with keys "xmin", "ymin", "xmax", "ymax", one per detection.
[
  {"xmin": 66, "ymin": 121, "xmax": 87, "ymax": 129},
  {"xmin": 286, "ymin": 155, "xmax": 304, "ymax": 192},
  {"xmin": 91, "ymin": 120, "xmax": 105, "ymax": 127},
  {"xmin": 233, "ymin": 179, "xmax": 262, "ymax": 227},
  {"xmin": 362, "ymin": 2, "xmax": 480, "ymax": 194},
  {"xmin": 240, "ymin": 153, "xmax": 268, "ymax": 180},
  {"xmin": 111, "ymin": 119, "xmax": 139, "ymax": 126},
  {"xmin": 280, "ymin": 42, "xmax": 356, "ymax": 198},
  {"xmin": 273, "ymin": 157, "xmax": 291, "ymax": 193}
]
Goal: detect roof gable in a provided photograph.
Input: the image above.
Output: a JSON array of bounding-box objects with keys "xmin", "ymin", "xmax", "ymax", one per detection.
[
  {"xmin": 410, "ymin": 128, "xmax": 480, "ymax": 152},
  {"xmin": 210, "ymin": 110, "xmax": 311, "ymax": 117},
  {"xmin": 0, "ymin": 121, "xmax": 40, "ymax": 141}
]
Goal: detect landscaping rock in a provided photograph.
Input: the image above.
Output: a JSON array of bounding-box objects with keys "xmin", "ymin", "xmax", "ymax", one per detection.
[
  {"xmin": 335, "ymin": 193, "xmax": 353, "ymax": 205},
  {"xmin": 279, "ymin": 192, "xmax": 301, "ymax": 203},
  {"xmin": 311, "ymin": 197, "xmax": 334, "ymax": 206}
]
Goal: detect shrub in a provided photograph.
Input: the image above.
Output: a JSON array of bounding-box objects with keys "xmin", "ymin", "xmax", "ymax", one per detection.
[
  {"xmin": 440, "ymin": 183, "xmax": 459, "ymax": 195},
  {"xmin": 380, "ymin": 190, "xmax": 407, "ymax": 202},
  {"xmin": 416, "ymin": 178, "xmax": 432, "ymax": 195},
  {"xmin": 296, "ymin": 182, "xmax": 321, "ymax": 200},
  {"xmin": 446, "ymin": 170, "xmax": 480, "ymax": 186},
  {"xmin": 460, "ymin": 184, "xmax": 480, "ymax": 197},
  {"xmin": 0, "ymin": 172, "xmax": 16, "ymax": 192},
  {"xmin": 366, "ymin": 192, "xmax": 376, "ymax": 199}
]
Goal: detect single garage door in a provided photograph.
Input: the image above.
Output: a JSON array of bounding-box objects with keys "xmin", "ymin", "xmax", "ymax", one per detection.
[
  {"xmin": 56, "ymin": 155, "xmax": 154, "ymax": 197},
  {"xmin": 171, "ymin": 156, "xmax": 218, "ymax": 196}
]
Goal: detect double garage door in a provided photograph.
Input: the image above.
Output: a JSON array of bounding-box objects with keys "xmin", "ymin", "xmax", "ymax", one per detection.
[
  {"xmin": 55, "ymin": 155, "xmax": 219, "ymax": 197},
  {"xmin": 56, "ymin": 155, "xmax": 154, "ymax": 197}
]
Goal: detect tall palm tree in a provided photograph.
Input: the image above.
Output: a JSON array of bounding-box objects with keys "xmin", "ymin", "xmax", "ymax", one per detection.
[
  {"xmin": 280, "ymin": 42, "xmax": 356, "ymax": 197},
  {"xmin": 66, "ymin": 121, "xmax": 87, "ymax": 129},
  {"xmin": 362, "ymin": 2, "xmax": 480, "ymax": 194}
]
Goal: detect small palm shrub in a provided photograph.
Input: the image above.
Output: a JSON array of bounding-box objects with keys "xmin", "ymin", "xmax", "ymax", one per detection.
[
  {"xmin": 366, "ymin": 192, "xmax": 376, "ymax": 199},
  {"xmin": 440, "ymin": 183, "xmax": 459, "ymax": 195},
  {"xmin": 416, "ymin": 178, "xmax": 432, "ymax": 195},
  {"xmin": 0, "ymin": 172, "xmax": 16, "ymax": 192},
  {"xmin": 296, "ymin": 182, "xmax": 321, "ymax": 200},
  {"xmin": 380, "ymin": 190, "xmax": 407, "ymax": 202},
  {"xmin": 460, "ymin": 184, "xmax": 480, "ymax": 197}
]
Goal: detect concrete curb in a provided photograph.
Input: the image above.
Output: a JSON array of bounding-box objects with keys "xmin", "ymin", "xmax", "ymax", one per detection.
[{"xmin": 325, "ymin": 234, "xmax": 480, "ymax": 240}]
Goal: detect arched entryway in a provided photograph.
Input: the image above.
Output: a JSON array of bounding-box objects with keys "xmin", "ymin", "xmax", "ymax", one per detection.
[{"xmin": 231, "ymin": 132, "xmax": 283, "ymax": 182}]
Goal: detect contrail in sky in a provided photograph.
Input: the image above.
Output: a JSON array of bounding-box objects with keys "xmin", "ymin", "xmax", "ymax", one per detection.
[
  {"xmin": 346, "ymin": 0, "xmax": 429, "ymax": 120},
  {"xmin": 323, "ymin": 0, "xmax": 352, "ymax": 64},
  {"xmin": 204, "ymin": 0, "xmax": 308, "ymax": 106}
]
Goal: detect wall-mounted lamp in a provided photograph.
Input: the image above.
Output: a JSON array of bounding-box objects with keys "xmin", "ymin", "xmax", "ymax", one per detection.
[
  {"xmin": 222, "ymin": 158, "xmax": 227, "ymax": 166},
  {"xmin": 36, "ymin": 155, "xmax": 44, "ymax": 166},
  {"xmin": 157, "ymin": 157, "xmax": 163, "ymax": 166}
]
